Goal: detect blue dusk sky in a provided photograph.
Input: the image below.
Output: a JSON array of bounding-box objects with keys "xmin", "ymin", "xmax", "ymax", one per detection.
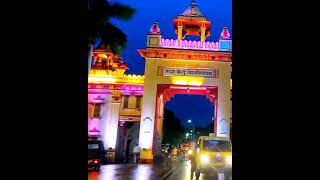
[{"xmin": 110, "ymin": 0, "xmax": 232, "ymax": 127}]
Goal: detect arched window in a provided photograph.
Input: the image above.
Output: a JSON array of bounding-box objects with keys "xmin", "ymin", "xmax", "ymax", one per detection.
[{"xmin": 93, "ymin": 103, "xmax": 101, "ymax": 118}]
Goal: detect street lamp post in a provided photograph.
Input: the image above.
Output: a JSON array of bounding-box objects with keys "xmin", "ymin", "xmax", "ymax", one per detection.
[{"xmin": 187, "ymin": 119, "xmax": 195, "ymax": 141}]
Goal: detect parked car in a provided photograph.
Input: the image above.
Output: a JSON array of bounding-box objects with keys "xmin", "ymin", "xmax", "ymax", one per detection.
[{"xmin": 88, "ymin": 139, "xmax": 105, "ymax": 171}]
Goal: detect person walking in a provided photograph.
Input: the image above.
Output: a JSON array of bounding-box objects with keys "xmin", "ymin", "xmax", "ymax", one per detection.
[
  {"xmin": 171, "ymin": 146, "xmax": 178, "ymax": 162},
  {"xmin": 189, "ymin": 151, "xmax": 197, "ymax": 179},
  {"xmin": 133, "ymin": 144, "xmax": 141, "ymax": 163},
  {"xmin": 189, "ymin": 145, "xmax": 200, "ymax": 180}
]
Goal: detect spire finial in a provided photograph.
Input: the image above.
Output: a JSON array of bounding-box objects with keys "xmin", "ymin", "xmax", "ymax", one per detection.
[
  {"xmin": 182, "ymin": 0, "xmax": 203, "ymax": 16},
  {"xmin": 149, "ymin": 20, "xmax": 161, "ymax": 34}
]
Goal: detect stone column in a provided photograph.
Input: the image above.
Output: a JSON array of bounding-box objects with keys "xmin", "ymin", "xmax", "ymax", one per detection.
[
  {"xmin": 139, "ymin": 81, "xmax": 157, "ymax": 163},
  {"xmin": 200, "ymin": 26, "xmax": 206, "ymax": 42},
  {"xmin": 99, "ymin": 94, "xmax": 121, "ymax": 150},
  {"xmin": 108, "ymin": 96, "xmax": 121, "ymax": 149},
  {"xmin": 99, "ymin": 94, "xmax": 112, "ymax": 150},
  {"xmin": 216, "ymin": 65, "xmax": 232, "ymax": 138},
  {"xmin": 178, "ymin": 25, "xmax": 183, "ymax": 40}
]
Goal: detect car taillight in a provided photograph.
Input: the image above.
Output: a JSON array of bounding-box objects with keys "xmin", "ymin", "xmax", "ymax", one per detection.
[{"xmin": 94, "ymin": 160, "xmax": 98, "ymax": 164}]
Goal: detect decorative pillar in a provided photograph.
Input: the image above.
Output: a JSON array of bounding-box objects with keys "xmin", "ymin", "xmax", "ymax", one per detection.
[
  {"xmin": 147, "ymin": 21, "xmax": 162, "ymax": 48},
  {"xmin": 100, "ymin": 94, "xmax": 121, "ymax": 150},
  {"xmin": 139, "ymin": 80, "xmax": 157, "ymax": 163},
  {"xmin": 216, "ymin": 66, "xmax": 232, "ymax": 138},
  {"xmin": 108, "ymin": 96, "xmax": 121, "ymax": 149},
  {"xmin": 177, "ymin": 25, "xmax": 183, "ymax": 40},
  {"xmin": 200, "ymin": 26, "xmax": 206, "ymax": 42},
  {"xmin": 99, "ymin": 94, "xmax": 112, "ymax": 150},
  {"xmin": 214, "ymin": 99, "xmax": 218, "ymax": 134},
  {"xmin": 219, "ymin": 27, "xmax": 232, "ymax": 51},
  {"xmin": 154, "ymin": 94, "xmax": 164, "ymax": 157},
  {"xmin": 158, "ymin": 94, "xmax": 164, "ymax": 138}
]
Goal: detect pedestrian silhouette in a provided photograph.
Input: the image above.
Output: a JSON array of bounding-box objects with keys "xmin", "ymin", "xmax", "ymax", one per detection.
[{"xmin": 133, "ymin": 144, "xmax": 141, "ymax": 163}]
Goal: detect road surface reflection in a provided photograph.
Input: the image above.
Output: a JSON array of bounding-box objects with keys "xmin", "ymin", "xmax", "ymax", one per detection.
[{"xmin": 88, "ymin": 162, "xmax": 230, "ymax": 180}]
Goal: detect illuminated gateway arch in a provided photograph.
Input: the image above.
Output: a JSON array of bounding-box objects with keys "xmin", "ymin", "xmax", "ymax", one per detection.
[{"xmin": 88, "ymin": 0, "xmax": 232, "ymax": 163}]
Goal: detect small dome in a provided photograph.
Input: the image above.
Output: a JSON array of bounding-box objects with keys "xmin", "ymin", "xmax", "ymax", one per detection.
[
  {"xmin": 220, "ymin": 27, "xmax": 231, "ymax": 40},
  {"xmin": 182, "ymin": 0, "xmax": 203, "ymax": 16},
  {"xmin": 149, "ymin": 21, "xmax": 161, "ymax": 34}
]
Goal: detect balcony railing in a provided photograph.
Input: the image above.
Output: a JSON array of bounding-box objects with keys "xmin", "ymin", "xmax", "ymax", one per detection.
[
  {"xmin": 160, "ymin": 38, "xmax": 220, "ymax": 51},
  {"xmin": 89, "ymin": 70, "xmax": 145, "ymax": 85}
]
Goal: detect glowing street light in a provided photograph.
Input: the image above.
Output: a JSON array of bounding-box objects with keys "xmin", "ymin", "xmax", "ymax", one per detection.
[
  {"xmin": 186, "ymin": 133, "xmax": 190, "ymax": 137},
  {"xmin": 188, "ymin": 119, "xmax": 192, "ymax": 123}
]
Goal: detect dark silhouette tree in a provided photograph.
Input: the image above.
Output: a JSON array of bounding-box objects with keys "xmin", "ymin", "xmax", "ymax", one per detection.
[
  {"xmin": 162, "ymin": 109, "xmax": 186, "ymax": 145},
  {"xmin": 87, "ymin": 0, "xmax": 136, "ymax": 70},
  {"xmin": 194, "ymin": 123, "xmax": 214, "ymax": 138}
]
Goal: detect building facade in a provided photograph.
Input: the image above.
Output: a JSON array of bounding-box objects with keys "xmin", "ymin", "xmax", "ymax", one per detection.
[{"xmin": 88, "ymin": 50, "xmax": 144, "ymax": 162}]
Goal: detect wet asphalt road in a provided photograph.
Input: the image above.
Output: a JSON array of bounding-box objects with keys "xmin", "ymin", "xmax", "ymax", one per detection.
[{"xmin": 88, "ymin": 161, "xmax": 230, "ymax": 180}]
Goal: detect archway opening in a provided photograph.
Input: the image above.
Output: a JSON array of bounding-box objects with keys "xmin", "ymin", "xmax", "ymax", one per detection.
[
  {"xmin": 153, "ymin": 85, "xmax": 217, "ymax": 157},
  {"xmin": 163, "ymin": 94, "xmax": 215, "ymax": 146}
]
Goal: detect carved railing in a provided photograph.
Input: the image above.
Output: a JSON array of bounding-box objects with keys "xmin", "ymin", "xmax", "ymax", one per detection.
[{"xmin": 160, "ymin": 38, "xmax": 220, "ymax": 51}]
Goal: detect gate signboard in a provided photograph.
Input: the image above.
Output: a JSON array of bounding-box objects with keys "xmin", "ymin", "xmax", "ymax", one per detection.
[{"xmin": 159, "ymin": 67, "xmax": 218, "ymax": 78}]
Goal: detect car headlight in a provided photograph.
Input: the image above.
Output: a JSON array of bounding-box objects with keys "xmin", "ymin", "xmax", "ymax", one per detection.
[
  {"xmin": 188, "ymin": 150, "xmax": 193, "ymax": 155},
  {"xmin": 225, "ymin": 156, "xmax": 232, "ymax": 165},
  {"xmin": 200, "ymin": 154, "xmax": 209, "ymax": 164}
]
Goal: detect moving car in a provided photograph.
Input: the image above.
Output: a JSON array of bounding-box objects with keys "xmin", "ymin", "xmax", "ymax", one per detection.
[
  {"xmin": 195, "ymin": 136, "xmax": 232, "ymax": 179},
  {"xmin": 88, "ymin": 139, "xmax": 105, "ymax": 171}
]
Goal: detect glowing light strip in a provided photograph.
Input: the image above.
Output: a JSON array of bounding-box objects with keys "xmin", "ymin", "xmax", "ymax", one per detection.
[
  {"xmin": 169, "ymin": 86, "xmax": 206, "ymax": 90},
  {"xmin": 160, "ymin": 38, "xmax": 220, "ymax": 51},
  {"xmin": 88, "ymin": 76, "xmax": 144, "ymax": 85},
  {"xmin": 88, "ymin": 76, "xmax": 116, "ymax": 83},
  {"xmin": 88, "ymin": 84, "xmax": 144, "ymax": 91}
]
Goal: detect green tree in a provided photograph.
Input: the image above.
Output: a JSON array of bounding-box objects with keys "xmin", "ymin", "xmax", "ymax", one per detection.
[
  {"xmin": 162, "ymin": 109, "xmax": 186, "ymax": 145},
  {"xmin": 87, "ymin": 0, "xmax": 135, "ymax": 71}
]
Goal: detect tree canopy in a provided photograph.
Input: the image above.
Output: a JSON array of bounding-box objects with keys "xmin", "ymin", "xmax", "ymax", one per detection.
[
  {"xmin": 88, "ymin": 0, "xmax": 136, "ymax": 54},
  {"xmin": 162, "ymin": 109, "xmax": 186, "ymax": 145}
]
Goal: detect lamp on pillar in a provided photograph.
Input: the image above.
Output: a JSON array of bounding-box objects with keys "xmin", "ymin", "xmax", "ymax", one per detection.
[
  {"xmin": 147, "ymin": 20, "xmax": 161, "ymax": 47},
  {"xmin": 219, "ymin": 27, "xmax": 232, "ymax": 51}
]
